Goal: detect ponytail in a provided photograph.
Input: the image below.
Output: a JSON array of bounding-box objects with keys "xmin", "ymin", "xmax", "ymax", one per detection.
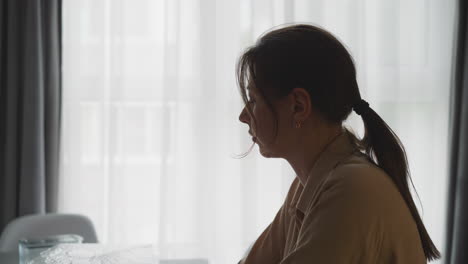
[{"xmin": 353, "ymin": 100, "xmax": 441, "ymax": 261}]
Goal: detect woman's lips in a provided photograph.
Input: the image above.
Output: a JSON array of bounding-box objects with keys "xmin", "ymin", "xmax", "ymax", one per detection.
[{"xmin": 249, "ymin": 130, "xmax": 257, "ymax": 142}]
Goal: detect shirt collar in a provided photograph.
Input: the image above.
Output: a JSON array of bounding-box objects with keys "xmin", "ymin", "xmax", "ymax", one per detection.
[{"xmin": 293, "ymin": 129, "xmax": 357, "ymax": 214}]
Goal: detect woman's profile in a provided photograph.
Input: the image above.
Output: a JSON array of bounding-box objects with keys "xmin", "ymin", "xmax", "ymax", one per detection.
[{"xmin": 236, "ymin": 24, "xmax": 440, "ymax": 263}]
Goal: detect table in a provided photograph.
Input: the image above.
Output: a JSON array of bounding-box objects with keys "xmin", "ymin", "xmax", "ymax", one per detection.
[
  {"xmin": 0, "ymin": 244, "xmax": 157, "ymax": 264},
  {"xmin": 0, "ymin": 245, "xmax": 210, "ymax": 264}
]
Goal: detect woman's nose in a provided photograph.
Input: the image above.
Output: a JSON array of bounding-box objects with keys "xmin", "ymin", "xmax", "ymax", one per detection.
[{"xmin": 239, "ymin": 107, "xmax": 249, "ymax": 124}]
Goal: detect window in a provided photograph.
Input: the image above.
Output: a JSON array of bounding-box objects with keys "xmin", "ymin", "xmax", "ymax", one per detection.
[{"xmin": 59, "ymin": 1, "xmax": 457, "ymax": 263}]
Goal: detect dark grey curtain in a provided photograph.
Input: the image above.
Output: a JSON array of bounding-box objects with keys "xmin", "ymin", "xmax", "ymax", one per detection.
[
  {"xmin": 446, "ymin": 0, "xmax": 468, "ymax": 263},
  {"xmin": 0, "ymin": 0, "xmax": 61, "ymax": 232}
]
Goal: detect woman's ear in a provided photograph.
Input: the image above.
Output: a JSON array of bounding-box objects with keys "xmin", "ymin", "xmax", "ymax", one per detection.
[{"xmin": 290, "ymin": 87, "xmax": 312, "ymax": 122}]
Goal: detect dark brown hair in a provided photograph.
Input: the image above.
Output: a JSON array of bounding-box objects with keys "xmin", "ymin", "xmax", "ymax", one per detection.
[{"xmin": 236, "ymin": 24, "xmax": 440, "ymax": 261}]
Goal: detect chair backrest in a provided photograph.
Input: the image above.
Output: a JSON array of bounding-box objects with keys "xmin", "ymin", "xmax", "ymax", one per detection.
[{"xmin": 0, "ymin": 213, "xmax": 98, "ymax": 252}]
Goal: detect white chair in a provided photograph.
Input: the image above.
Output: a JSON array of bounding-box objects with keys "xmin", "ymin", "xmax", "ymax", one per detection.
[{"xmin": 0, "ymin": 213, "xmax": 98, "ymax": 252}]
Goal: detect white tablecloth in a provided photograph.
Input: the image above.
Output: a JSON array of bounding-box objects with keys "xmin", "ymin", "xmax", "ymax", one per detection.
[{"xmin": 0, "ymin": 244, "xmax": 157, "ymax": 264}]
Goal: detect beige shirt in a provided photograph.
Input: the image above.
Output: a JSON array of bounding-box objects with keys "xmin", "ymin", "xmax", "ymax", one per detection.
[{"xmin": 239, "ymin": 130, "xmax": 426, "ymax": 264}]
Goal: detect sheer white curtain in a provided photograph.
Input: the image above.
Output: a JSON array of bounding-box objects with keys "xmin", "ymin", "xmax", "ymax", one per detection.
[{"xmin": 59, "ymin": 0, "xmax": 457, "ymax": 263}]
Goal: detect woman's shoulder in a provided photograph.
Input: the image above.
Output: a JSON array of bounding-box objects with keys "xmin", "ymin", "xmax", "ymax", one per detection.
[
  {"xmin": 320, "ymin": 152, "xmax": 419, "ymax": 229},
  {"xmin": 321, "ymin": 153, "xmax": 425, "ymax": 261},
  {"xmin": 327, "ymin": 152, "xmax": 396, "ymax": 192},
  {"xmin": 318, "ymin": 152, "xmax": 410, "ymax": 216}
]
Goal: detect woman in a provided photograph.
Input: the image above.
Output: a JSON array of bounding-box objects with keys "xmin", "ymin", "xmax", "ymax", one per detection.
[{"xmin": 237, "ymin": 24, "xmax": 440, "ymax": 263}]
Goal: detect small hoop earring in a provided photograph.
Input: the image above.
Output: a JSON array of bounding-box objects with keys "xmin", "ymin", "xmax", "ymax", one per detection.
[{"xmin": 295, "ymin": 121, "xmax": 302, "ymax": 129}]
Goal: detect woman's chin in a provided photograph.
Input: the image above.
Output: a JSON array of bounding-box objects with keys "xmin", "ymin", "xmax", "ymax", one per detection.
[{"xmin": 258, "ymin": 145, "xmax": 276, "ymax": 158}]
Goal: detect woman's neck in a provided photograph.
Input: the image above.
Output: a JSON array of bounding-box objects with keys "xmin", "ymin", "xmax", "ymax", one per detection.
[{"xmin": 286, "ymin": 125, "xmax": 344, "ymax": 185}]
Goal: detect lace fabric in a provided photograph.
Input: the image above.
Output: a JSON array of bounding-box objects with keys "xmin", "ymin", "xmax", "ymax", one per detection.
[{"xmin": 30, "ymin": 244, "xmax": 156, "ymax": 264}]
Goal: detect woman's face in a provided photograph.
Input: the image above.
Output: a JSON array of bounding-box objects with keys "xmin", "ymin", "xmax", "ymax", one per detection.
[{"xmin": 238, "ymin": 85, "xmax": 290, "ymax": 158}]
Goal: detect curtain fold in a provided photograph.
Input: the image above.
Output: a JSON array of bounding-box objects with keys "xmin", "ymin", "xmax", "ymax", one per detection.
[
  {"xmin": 446, "ymin": 0, "xmax": 468, "ymax": 263},
  {"xmin": 0, "ymin": 0, "xmax": 62, "ymax": 232}
]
